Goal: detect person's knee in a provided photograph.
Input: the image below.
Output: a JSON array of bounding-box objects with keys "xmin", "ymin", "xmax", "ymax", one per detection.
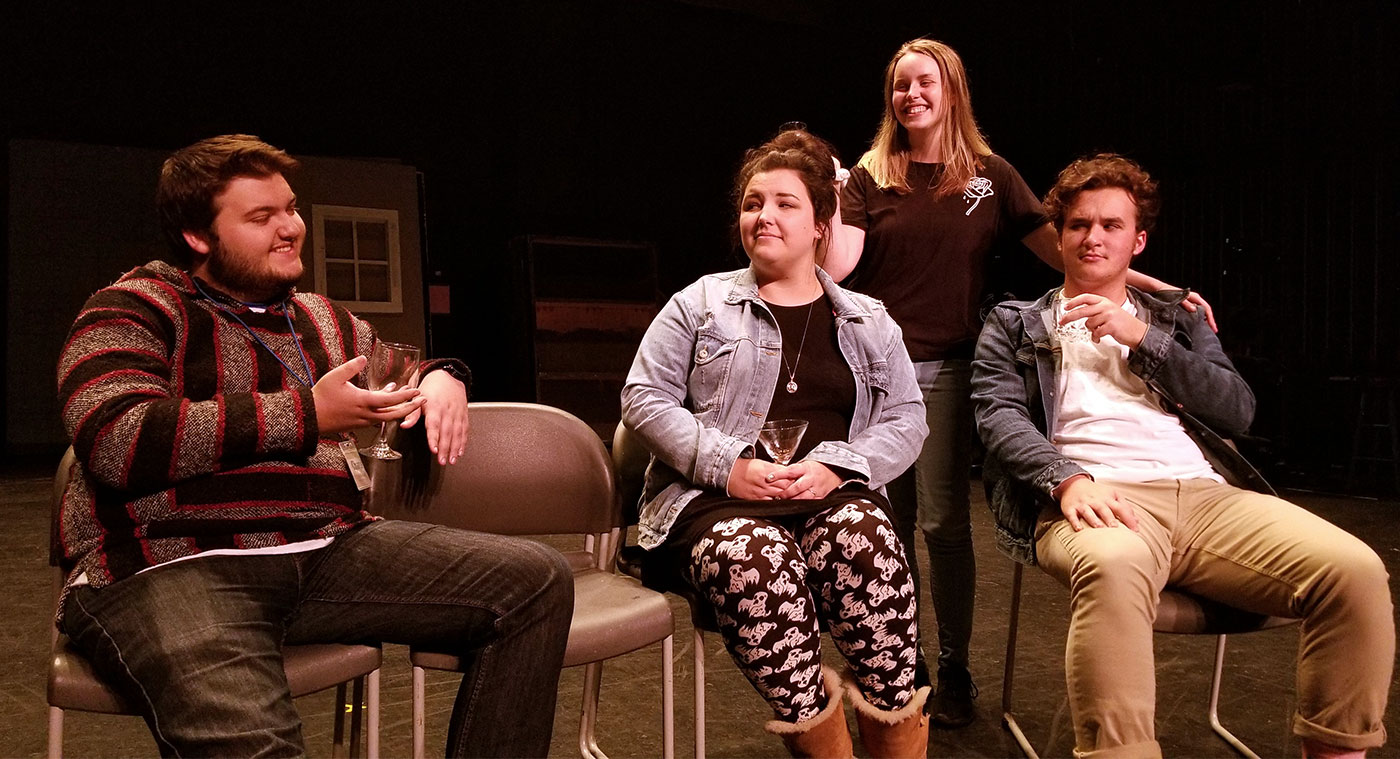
[
  {"xmin": 1314, "ymin": 541, "xmax": 1392, "ymax": 614},
  {"xmin": 1059, "ymin": 530, "xmax": 1158, "ymax": 596},
  {"xmin": 916, "ymin": 496, "xmax": 972, "ymax": 545},
  {"xmin": 691, "ymin": 520, "xmax": 787, "ymax": 592},
  {"xmin": 521, "ymin": 539, "xmax": 575, "ymax": 609}
]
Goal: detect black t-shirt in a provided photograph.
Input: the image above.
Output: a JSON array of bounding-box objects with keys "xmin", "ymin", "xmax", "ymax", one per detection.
[
  {"xmin": 759, "ymin": 295, "xmax": 854, "ymax": 463},
  {"xmin": 654, "ymin": 292, "xmax": 886, "ymax": 562},
  {"xmin": 840, "ymin": 153, "xmax": 1046, "ymax": 361}
]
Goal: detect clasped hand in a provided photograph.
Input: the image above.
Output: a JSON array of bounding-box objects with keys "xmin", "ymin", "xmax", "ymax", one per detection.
[
  {"xmin": 727, "ymin": 458, "xmax": 841, "ymax": 501},
  {"xmin": 313, "ymin": 356, "xmax": 470, "ymax": 465},
  {"xmin": 1060, "ymin": 293, "xmax": 1148, "ymax": 349}
]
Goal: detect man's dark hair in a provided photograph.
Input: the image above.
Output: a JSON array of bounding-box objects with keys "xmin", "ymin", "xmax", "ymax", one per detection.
[
  {"xmin": 1043, "ymin": 153, "xmax": 1160, "ymax": 235},
  {"xmin": 156, "ymin": 134, "xmax": 299, "ymax": 266}
]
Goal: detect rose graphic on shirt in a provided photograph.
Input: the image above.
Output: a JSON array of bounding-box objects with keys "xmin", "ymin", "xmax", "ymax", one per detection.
[{"xmin": 963, "ymin": 176, "xmax": 994, "ymax": 215}]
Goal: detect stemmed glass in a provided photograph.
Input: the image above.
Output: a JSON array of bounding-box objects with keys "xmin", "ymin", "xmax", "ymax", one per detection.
[
  {"xmin": 758, "ymin": 419, "xmax": 808, "ymax": 465},
  {"xmin": 360, "ymin": 341, "xmax": 420, "ymax": 460}
]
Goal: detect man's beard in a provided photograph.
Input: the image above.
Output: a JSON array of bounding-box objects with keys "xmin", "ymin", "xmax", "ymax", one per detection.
[{"xmin": 207, "ymin": 237, "xmax": 301, "ymax": 304}]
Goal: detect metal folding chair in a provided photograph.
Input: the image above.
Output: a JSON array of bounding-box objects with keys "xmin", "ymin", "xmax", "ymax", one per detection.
[
  {"xmin": 47, "ymin": 447, "xmax": 382, "ymax": 759},
  {"xmin": 1001, "ymin": 561, "xmax": 1299, "ymax": 759}
]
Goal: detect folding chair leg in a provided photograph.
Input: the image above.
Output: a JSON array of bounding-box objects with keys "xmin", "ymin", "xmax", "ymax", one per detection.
[
  {"xmin": 1001, "ymin": 562, "xmax": 1040, "ymax": 759},
  {"xmin": 333, "ymin": 682, "xmax": 349, "ymax": 759},
  {"xmin": 350, "ymin": 676, "xmax": 364, "ymax": 759},
  {"xmin": 47, "ymin": 706, "xmax": 64, "ymax": 759},
  {"xmin": 693, "ymin": 626, "xmax": 706, "ymax": 759},
  {"xmin": 1207, "ymin": 634, "xmax": 1260, "ymax": 759},
  {"xmin": 662, "ymin": 634, "xmax": 675, "ymax": 759},
  {"xmin": 412, "ymin": 665, "xmax": 427, "ymax": 759},
  {"xmin": 366, "ymin": 668, "xmax": 381, "ymax": 759},
  {"xmin": 578, "ymin": 662, "xmax": 608, "ymax": 759}
]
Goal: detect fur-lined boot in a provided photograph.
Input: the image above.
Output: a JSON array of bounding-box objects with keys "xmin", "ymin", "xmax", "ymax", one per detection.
[
  {"xmin": 845, "ymin": 674, "xmax": 931, "ymax": 759},
  {"xmin": 764, "ymin": 666, "xmax": 854, "ymax": 758}
]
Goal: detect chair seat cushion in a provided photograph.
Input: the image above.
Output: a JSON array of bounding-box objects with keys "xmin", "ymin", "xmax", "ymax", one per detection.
[
  {"xmin": 49, "ymin": 637, "xmax": 128, "ymax": 714},
  {"xmin": 1154, "ymin": 590, "xmax": 1299, "ymax": 635},
  {"xmin": 49, "ymin": 637, "xmax": 381, "ymax": 714},
  {"xmin": 412, "ymin": 569, "xmax": 674, "ymax": 671}
]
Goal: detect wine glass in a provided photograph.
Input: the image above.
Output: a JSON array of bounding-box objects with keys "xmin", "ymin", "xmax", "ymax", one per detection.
[
  {"xmin": 758, "ymin": 419, "xmax": 808, "ymax": 465},
  {"xmin": 360, "ymin": 341, "xmax": 420, "ymax": 460}
]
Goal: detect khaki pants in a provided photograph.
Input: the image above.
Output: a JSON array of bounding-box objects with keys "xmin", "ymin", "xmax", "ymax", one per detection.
[{"xmin": 1036, "ymin": 479, "xmax": 1393, "ymax": 758}]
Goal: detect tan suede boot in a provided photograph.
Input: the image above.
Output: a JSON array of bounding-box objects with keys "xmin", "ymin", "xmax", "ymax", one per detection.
[
  {"xmin": 846, "ymin": 674, "xmax": 932, "ymax": 759},
  {"xmin": 764, "ymin": 666, "xmax": 855, "ymax": 758}
]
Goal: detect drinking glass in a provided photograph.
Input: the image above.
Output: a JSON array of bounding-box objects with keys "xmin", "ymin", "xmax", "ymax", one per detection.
[
  {"xmin": 758, "ymin": 419, "xmax": 808, "ymax": 465},
  {"xmin": 360, "ymin": 341, "xmax": 420, "ymax": 460}
]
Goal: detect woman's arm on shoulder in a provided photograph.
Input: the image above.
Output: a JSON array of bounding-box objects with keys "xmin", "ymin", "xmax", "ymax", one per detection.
[
  {"xmin": 823, "ymin": 163, "xmax": 870, "ymax": 282},
  {"xmin": 1124, "ymin": 270, "xmax": 1218, "ymax": 332}
]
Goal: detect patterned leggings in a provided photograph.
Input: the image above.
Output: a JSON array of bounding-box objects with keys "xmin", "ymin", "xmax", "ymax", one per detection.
[{"xmin": 685, "ymin": 499, "xmax": 918, "ymax": 722}]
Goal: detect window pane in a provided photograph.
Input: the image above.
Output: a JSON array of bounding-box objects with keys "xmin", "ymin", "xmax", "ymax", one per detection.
[
  {"xmin": 356, "ymin": 221, "xmax": 389, "ymax": 261},
  {"xmin": 358, "ymin": 262, "xmax": 390, "ymax": 302},
  {"xmin": 326, "ymin": 262, "xmax": 357, "ymax": 300},
  {"xmin": 324, "ymin": 219, "xmax": 354, "ymax": 260}
]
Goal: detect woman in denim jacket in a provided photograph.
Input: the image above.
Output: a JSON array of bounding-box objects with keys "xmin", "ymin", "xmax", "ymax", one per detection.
[{"xmin": 622, "ymin": 129, "xmax": 929, "ymax": 758}]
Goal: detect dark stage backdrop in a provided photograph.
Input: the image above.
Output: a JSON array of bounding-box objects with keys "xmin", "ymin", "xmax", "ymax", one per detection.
[{"xmin": 3, "ymin": 0, "xmax": 1396, "ymax": 492}]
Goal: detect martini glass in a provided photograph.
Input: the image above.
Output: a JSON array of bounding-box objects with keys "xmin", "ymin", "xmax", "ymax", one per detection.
[
  {"xmin": 758, "ymin": 419, "xmax": 808, "ymax": 465},
  {"xmin": 360, "ymin": 341, "xmax": 420, "ymax": 460}
]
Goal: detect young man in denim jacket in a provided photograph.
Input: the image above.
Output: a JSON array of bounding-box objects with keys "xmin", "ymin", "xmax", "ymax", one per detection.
[{"xmin": 971, "ymin": 153, "xmax": 1392, "ymax": 759}]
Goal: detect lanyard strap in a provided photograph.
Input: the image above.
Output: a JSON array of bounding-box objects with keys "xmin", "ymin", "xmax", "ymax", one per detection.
[{"xmin": 193, "ymin": 279, "xmax": 316, "ymax": 388}]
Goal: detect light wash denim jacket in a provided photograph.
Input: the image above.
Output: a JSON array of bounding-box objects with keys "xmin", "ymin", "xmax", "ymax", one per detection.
[
  {"xmin": 621, "ymin": 267, "xmax": 928, "ymax": 550},
  {"xmin": 970, "ymin": 286, "xmax": 1274, "ymax": 565}
]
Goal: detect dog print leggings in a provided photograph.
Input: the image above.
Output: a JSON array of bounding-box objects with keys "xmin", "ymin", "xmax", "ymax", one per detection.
[{"xmin": 685, "ymin": 499, "xmax": 918, "ymax": 722}]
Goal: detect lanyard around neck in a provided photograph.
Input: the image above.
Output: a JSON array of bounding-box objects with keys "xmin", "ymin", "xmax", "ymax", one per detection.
[{"xmin": 192, "ymin": 278, "xmax": 316, "ymax": 387}]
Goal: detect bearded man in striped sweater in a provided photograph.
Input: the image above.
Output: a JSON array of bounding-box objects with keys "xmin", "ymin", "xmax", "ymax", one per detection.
[{"xmin": 54, "ymin": 135, "xmax": 573, "ymax": 758}]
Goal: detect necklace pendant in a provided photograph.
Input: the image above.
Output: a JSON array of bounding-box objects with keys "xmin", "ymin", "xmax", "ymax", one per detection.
[{"xmin": 786, "ymin": 380, "xmax": 798, "ymax": 394}]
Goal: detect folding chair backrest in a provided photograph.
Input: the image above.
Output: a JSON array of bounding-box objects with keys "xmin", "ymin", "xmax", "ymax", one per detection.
[
  {"xmin": 610, "ymin": 422, "xmax": 650, "ymax": 526},
  {"xmin": 50, "ymin": 447, "xmax": 78, "ymax": 572},
  {"xmin": 371, "ymin": 402, "xmax": 618, "ymax": 537}
]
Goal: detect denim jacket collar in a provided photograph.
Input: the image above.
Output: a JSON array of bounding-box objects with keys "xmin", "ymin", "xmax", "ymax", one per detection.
[{"xmin": 723, "ymin": 266, "xmax": 875, "ymax": 324}]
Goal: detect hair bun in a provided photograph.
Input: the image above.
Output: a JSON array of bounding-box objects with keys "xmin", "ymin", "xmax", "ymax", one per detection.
[{"xmin": 765, "ymin": 128, "xmax": 836, "ymax": 182}]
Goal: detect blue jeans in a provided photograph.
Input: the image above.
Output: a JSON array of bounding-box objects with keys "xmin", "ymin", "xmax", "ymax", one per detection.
[
  {"xmin": 885, "ymin": 358, "xmax": 976, "ymax": 672},
  {"xmin": 61, "ymin": 520, "xmax": 574, "ymax": 758}
]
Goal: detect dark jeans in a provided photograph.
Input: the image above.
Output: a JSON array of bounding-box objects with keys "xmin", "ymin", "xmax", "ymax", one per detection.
[
  {"xmin": 61, "ymin": 520, "xmax": 574, "ymax": 758},
  {"xmin": 885, "ymin": 358, "xmax": 976, "ymax": 672}
]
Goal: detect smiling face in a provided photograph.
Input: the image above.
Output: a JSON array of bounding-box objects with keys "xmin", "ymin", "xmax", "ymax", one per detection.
[
  {"xmin": 185, "ymin": 173, "xmax": 306, "ymax": 302},
  {"xmin": 891, "ymin": 52, "xmax": 946, "ymax": 141},
  {"xmin": 739, "ymin": 169, "xmax": 820, "ymax": 278},
  {"xmin": 1059, "ymin": 186, "xmax": 1148, "ymax": 299}
]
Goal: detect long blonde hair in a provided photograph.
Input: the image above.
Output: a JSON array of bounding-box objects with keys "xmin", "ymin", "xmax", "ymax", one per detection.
[{"xmin": 856, "ymin": 39, "xmax": 991, "ymax": 197}]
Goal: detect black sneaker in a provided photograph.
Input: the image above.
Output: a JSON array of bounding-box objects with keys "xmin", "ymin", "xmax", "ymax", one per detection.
[{"xmin": 930, "ymin": 665, "xmax": 979, "ymax": 728}]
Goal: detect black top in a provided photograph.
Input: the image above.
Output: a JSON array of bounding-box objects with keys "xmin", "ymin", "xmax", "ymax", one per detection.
[
  {"xmin": 840, "ymin": 154, "xmax": 1046, "ymax": 361},
  {"xmin": 658, "ymin": 293, "xmax": 886, "ymax": 561},
  {"xmin": 759, "ymin": 296, "xmax": 855, "ymax": 463}
]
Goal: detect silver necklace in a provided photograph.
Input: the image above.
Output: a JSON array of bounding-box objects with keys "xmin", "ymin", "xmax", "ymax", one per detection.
[{"xmin": 779, "ymin": 300, "xmax": 817, "ymax": 394}]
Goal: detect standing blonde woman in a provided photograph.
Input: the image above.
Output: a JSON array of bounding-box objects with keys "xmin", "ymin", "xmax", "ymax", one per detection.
[{"xmin": 824, "ymin": 38, "xmax": 1214, "ymax": 727}]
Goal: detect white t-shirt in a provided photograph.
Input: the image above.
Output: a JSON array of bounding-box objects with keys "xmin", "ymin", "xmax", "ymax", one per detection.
[
  {"xmin": 73, "ymin": 538, "xmax": 334, "ymax": 586},
  {"xmin": 1051, "ymin": 294, "xmax": 1223, "ymax": 484}
]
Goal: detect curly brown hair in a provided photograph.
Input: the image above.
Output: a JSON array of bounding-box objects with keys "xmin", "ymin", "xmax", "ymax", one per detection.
[
  {"xmin": 1043, "ymin": 153, "xmax": 1160, "ymax": 234},
  {"xmin": 157, "ymin": 134, "xmax": 299, "ymax": 266}
]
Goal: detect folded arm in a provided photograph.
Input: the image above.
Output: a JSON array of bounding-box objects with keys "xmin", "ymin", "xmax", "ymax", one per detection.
[
  {"xmin": 620, "ymin": 293, "xmax": 753, "ymax": 492},
  {"xmin": 58, "ymin": 289, "xmax": 324, "ymax": 492},
  {"xmin": 970, "ymin": 308, "xmax": 1089, "ymax": 500}
]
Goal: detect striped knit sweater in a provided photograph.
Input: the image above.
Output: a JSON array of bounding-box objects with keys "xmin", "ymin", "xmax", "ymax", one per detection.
[{"xmin": 55, "ymin": 260, "xmax": 459, "ymax": 618}]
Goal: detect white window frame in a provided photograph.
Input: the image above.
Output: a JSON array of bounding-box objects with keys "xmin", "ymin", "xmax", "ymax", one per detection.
[{"xmin": 311, "ymin": 205, "xmax": 403, "ymax": 313}]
